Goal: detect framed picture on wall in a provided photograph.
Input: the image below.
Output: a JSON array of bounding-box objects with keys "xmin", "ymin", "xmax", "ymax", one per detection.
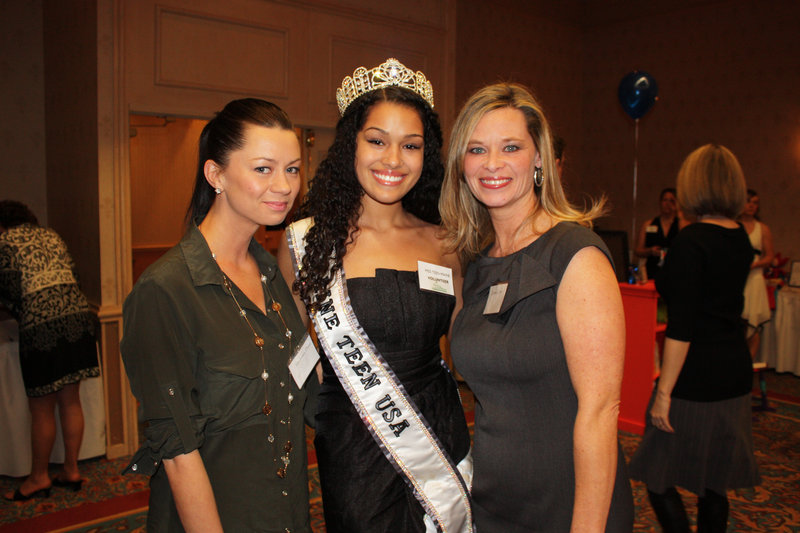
[{"xmin": 789, "ymin": 261, "xmax": 800, "ymax": 287}]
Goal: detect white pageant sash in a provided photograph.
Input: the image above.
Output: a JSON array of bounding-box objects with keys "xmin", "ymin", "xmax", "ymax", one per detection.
[{"xmin": 287, "ymin": 219, "xmax": 472, "ymax": 533}]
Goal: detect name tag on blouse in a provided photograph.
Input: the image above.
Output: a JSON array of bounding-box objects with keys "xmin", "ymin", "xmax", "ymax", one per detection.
[
  {"xmin": 483, "ymin": 282, "xmax": 508, "ymax": 315},
  {"xmin": 646, "ymin": 225, "xmax": 658, "ymax": 233},
  {"xmin": 289, "ymin": 332, "xmax": 319, "ymax": 388},
  {"xmin": 417, "ymin": 260, "xmax": 454, "ymax": 296}
]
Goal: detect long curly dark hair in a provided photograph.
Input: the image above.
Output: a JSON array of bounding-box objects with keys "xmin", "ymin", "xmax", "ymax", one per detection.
[{"xmin": 294, "ymin": 86, "xmax": 444, "ymax": 311}]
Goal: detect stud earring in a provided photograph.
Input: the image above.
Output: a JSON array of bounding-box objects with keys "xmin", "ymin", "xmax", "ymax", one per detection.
[
  {"xmin": 215, "ymin": 187, "xmax": 222, "ymax": 195},
  {"xmin": 533, "ymin": 167, "xmax": 544, "ymax": 187}
]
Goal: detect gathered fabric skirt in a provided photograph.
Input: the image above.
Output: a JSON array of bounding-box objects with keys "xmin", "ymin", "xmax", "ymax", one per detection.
[
  {"xmin": 629, "ymin": 392, "xmax": 760, "ymax": 496},
  {"xmin": 742, "ymin": 269, "xmax": 771, "ymax": 330},
  {"xmin": 21, "ymin": 331, "xmax": 100, "ymax": 397}
]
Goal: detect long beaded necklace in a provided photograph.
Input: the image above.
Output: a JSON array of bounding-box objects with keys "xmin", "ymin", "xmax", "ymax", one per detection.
[{"xmin": 214, "ymin": 255, "xmax": 294, "ymax": 479}]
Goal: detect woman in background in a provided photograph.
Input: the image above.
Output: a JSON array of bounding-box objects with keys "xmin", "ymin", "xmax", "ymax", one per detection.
[
  {"xmin": 738, "ymin": 188, "xmax": 774, "ymax": 358},
  {"xmin": 630, "ymin": 144, "xmax": 761, "ymax": 533},
  {"xmin": 0, "ymin": 200, "xmax": 100, "ymax": 501},
  {"xmin": 635, "ymin": 187, "xmax": 680, "ymax": 280},
  {"xmin": 440, "ymin": 83, "xmax": 633, "ymax": 532},
  {"xmin": 279, "ymin": 59, "xmax": 471, "ymax": 532},
  {"xmin": 121, "ymin": 98, "xmax": 317, "ymax": 532}
]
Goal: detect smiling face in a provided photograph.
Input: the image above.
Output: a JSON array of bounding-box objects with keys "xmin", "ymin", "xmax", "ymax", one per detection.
[
  {"xmin": 208, "ymin": 124, "xmax": 301, "ymax": 229},
  {"xmin": 354, "ymin": 101, "xmax": 424, "ymax": 208},
  {"xmin": 463, "ymin": 106, "xmax": 541, "ymax": 217}
]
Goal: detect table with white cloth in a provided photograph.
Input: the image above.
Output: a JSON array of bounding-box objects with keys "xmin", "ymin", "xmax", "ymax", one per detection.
[
  {"xmin": 759, "ymin": 286, "xmax": 800, "ymax": 376},
  {"xmin": 0, "ymin": 319, "xmax": 106, "ymax": 477}
]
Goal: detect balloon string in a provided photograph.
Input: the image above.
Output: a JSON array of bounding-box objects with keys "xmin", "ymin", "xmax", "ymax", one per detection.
[{"xmin": 632, "ymin": 118, "xmax": 639, "ymax": 264}]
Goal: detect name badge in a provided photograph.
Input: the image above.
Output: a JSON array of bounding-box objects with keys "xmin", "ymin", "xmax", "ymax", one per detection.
[
  {"xmin": 483, "ymin": 282, "xmax": 508, "ymax": 315},
  {"xmin": 645, "ymin": 225, "xmax": 658, "ymax": 233},
  {"xmin": 417, "ymin": 260, "xmax": 455, "ymax": 296},
  {"xmin": 289, "ymin": 332, "xmax": 319, "ymax": 388}
]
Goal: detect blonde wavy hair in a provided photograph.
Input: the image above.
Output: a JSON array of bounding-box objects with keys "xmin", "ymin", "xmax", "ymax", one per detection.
[{"xmin": 440, "ymin": 83, "xmax": 606, "ymax": 263}]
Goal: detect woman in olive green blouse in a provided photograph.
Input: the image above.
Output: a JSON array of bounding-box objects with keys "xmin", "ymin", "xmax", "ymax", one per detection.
[{"xmin": 121, "ymin": 99, "xmax": 318, "ymax": 532}]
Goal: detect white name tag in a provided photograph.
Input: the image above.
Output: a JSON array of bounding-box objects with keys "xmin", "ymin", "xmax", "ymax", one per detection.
[
  {"xmin": 645, "ymin": 225, "xmax": 658, "ymax": 233},
  {"xmin": 288, "ymin": 332, "xmax": 319, "ymax": 388},
  {"xmin": 417, "ymin": 260, "xmax": 454, "ymax": 296},
  {"xmin": 483, "ymin": 282, "xmax": 508, "ymax": 315}
]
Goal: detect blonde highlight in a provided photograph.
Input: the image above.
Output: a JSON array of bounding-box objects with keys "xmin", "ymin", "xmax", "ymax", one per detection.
[{"xmin": 440, "ymin": 83, "xmax": 606, "ymax": 264}]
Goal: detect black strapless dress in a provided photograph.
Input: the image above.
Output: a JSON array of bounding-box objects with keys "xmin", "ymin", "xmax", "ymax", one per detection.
[{"xmin": 314, "ymin": 269, "xmax": 470, "ymax": 533}]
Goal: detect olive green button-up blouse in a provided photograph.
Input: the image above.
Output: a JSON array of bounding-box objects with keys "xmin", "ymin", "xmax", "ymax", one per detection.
[{"xmin": 121, "ymin": 225, "xmax": 318, "ymax": 532}]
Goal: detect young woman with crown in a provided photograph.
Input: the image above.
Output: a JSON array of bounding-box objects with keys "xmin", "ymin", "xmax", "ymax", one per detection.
[{"xmin": 278, "ymin": 59, "xmax": 473, "ymax": 533}]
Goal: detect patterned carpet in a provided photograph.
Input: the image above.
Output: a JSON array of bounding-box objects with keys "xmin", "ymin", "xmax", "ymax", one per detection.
[
  {"xmin": 621, "ymin": 396, "xmax": 800, "ymax": 532},
  {"xmin": 1, "ymin": 370, "xmax": 798, "ymax": 532}
]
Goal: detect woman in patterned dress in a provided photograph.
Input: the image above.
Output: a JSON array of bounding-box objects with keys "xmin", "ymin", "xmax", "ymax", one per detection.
[{"xmin": 0, "ymin": 200, "xmax": 99, "ymax": 501}]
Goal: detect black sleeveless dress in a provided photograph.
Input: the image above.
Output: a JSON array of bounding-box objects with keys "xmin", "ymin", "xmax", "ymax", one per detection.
[{"xmin": 314, "ymin": 269, "xmax": 470, "ymax": 533}]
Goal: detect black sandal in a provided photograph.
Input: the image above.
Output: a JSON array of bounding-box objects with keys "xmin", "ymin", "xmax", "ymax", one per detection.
[
  {"xmin": 52, "ymin": 477, "xmax": 83, "ymax": 491},
  {"xmin": 4, "ymin": 486, "xmax": 51, "ymax": 501}
]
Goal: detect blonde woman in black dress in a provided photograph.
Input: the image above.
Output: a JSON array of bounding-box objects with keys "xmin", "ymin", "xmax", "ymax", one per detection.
[{"xmin": 440, "ymin": 83, "xmax": 633, "ymax": 532}]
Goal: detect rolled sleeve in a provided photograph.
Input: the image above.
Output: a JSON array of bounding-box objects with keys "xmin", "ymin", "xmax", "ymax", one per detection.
[{"xmin": 121, "ymin": 273, "xmax": 208, "ymax": 473}]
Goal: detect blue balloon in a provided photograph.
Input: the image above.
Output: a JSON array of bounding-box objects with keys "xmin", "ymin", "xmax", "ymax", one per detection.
[{"xmin": 618, "ymin": 71, "xmax": 658, "ymax": 120}]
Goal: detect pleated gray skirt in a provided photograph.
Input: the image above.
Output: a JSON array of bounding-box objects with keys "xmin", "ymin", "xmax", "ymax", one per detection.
[{"xmin": 629, "ymin": 392, "xmax": 760, "ymax": 496}]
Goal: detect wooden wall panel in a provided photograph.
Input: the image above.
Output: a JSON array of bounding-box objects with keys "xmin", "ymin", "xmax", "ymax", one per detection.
[
  {"xmin": 124, "ymin": 0, "xmax": 307, "ymax": 119},
  {"xmin": 155, "ymin": 7, "xmax": 289, "ymax": 97},
  {"xmin": 124, "ymin": 0, "xmax": 454, "ymax": 128},
  {"xmin": 129, "ymin": 115, "xmax": 206, "ymax": 247},
  {"xmin": 305, "ymin": 9, "xmax": 450, "ymax": 127},
  {"xmin": 277, "ymin": 0, "xmax": 448, "ymax": 30},
  {"xmin": 97, "ymin": 316, "xmax": 137, "ymax": 458}
]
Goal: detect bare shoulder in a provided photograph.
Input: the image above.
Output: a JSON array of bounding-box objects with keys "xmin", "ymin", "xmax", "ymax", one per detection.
[{"xmin": 413, "ymin": 222, "xmax": 458, "ymax": 271}]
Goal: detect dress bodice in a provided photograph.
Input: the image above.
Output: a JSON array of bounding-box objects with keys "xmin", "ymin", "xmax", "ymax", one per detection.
[
  {"xmin": 747, "ymin": 221, "xmax": 763, "ymax": 260},
  {"xmin": 313, "ymin": 267, "xmax": 468, "ymax": 533},
  {"xmin": 319, "ymin": 269, "xmax": 454, "ymax": 388}
]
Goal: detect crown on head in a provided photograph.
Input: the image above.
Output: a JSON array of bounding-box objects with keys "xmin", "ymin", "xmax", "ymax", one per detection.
[{"xmin": 336, "ymin": 58, "xmax": 434, "ymax": 116}]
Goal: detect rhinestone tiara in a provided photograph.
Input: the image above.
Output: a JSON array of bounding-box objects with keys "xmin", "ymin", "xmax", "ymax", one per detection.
[{"xmin": 336, "ymin": 58, "xmax": 434, "ymax": 115}]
